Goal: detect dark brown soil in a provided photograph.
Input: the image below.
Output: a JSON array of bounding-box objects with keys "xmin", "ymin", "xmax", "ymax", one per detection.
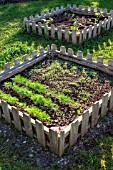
[
  {"xmin": 1, "ymin": 55, "xmax": 113, "ymax": 127},
  {"xmin": 39, "ymin": 11, "xmax": 107, "ymax": 31}
]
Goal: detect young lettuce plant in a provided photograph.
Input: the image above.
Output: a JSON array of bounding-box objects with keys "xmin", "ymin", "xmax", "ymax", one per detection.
[
  {"xmin": 70, "ymin": 21, "xmax": 83, "ymax": 31},
  {"xmin": 0, "ymin": 89, "xmax": 50, "ymax": 122},
  {"xmin": 5, "ymin": 81, "xmax": 59, "ymax": 111},
  {"xmin": 41, "ymin": 18, "xmax": 53, "ymax": 24}
]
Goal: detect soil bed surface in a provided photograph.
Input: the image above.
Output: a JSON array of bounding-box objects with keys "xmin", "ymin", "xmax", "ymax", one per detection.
[
  {"xmin": 39, "ymin": 11, "xmax": 107, "ymax": 31},
  {"xmin": 1, "ymin": 55, "xmax": 113, "ymax": 127}
]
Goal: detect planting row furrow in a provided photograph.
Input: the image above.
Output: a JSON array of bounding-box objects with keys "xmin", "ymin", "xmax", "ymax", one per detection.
[
  {"xmin": 12, "ymin": 75, "xmax": 79, "ymax": 109},
  {"xmin": 0, "ymin": 90, "xmax": 50, "ymax": 121}
]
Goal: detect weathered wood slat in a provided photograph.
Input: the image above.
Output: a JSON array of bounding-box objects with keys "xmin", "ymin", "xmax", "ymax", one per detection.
[
  {"xmin": 49, "ymin": 128, "xmax": 59, "ymax": 154},
  {"xmin": 81, "ymin": 110, "xmax": 89, "ymax": 136},
  {"xmin": 35, "ymin": 119, "xmax": 45, "ymax": 147},
  {"xmin": 65, "ymin": 28, "xmax": 69, "ymax": 42},
  {"xmin": 101, "ymin": 93, "xmax": 109, "ymax": 117},
  {"xmin": 91, "ymin": 101, "xmax": 99, "ymax": 128},
  {"xmin": 51, "ymin": 24, "xmax": 55, "ymax": 38},
  {"xmin": 72, "ymin": 30, "xmax": 77, "ymax": 44},
  {"xmin": 57, "ymin": 26, "xmax": 62, "ymax": 40},
  {"xmin": 69, "ymin": 120, "xmax": 78, "ymax": 147},
  {"xmin": 11, "ymin": 106, "xmax": 22, "ymax": 131},
  {"xmin": 59, "ymin": 130, "xmax": 65, "ymax": 156},
  {"xmin": 109, "ymin": 89, "xmax": 113, "ymax": 110},
  {"xmin": 1, "ymin": 100, "xmax": 11, "ymax": 124},
  {"xmin": 23, "ymin": 112, "xmax": 33, "ymax": 137}
]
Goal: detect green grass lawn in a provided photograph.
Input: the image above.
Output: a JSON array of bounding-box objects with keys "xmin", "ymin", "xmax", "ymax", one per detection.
[
  {"xmin": 0, "ymin": 0, "xmax": 113, "ymax": 71},
  {"xmin": 0, "ymin": 0, "xmax": 113, "ymax": 169}
]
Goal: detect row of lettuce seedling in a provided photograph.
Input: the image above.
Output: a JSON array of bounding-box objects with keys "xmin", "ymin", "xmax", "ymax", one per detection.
[{"xmin": 0, "ymin": 90, "xmax": 50, "ymax": 121}]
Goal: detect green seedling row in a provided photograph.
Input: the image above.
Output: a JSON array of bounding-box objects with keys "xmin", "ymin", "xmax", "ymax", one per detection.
[
  {"xmin": 12, "ymin": 75, "xmax": 79, "ymax": 108},
  {"xmin": 0, "ymin": 90, "xmax": 50, "ymax": 121},
  {"xmin": 4, "ymin": 82, "xmax": 58, "ymax": 111}
]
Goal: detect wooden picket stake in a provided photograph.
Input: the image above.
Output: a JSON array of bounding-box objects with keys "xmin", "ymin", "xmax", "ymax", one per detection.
[
  {"xmin": 12, "ymin": 107, "xmax": 22, "ymax": 131},
  {"xmin": 101, "ymin": 93, "xmax": 109, "ymax": 117},
  {"xmin": 91, "ymin": 101, "xmax": 99, "ymax": 128},
  {"xmin": 35, "ymin": 119, "xmax": 46, "ymax": 147},
  {"xmin": 49, "ymin": 128, "xmax": 59, "ymax": 154},
  {"xmin": 81, "ymin": 110, "xmax": 89, "ymax": 137},
  {"xmin": 109, "ymin": 88, "xmax": 113, "ymax": 110},
  {"xmin": 59, "ymin": 130, "xmax": 65, "ymax": 156},
  {"xmin": 23, "ymin": 113, "xmax": 33, "ymax": 137},
  {"xmin": 72, "ymin": 30, "xmax": 77, "ymax": 44},
  {"xmin": 69, "ymin": 120, "xmax": 79, "ymax": 146},
  {"xmin": 1, "ymin": 100, "xmax": 11, "ymax": 124},
  {"xmin": 57, "ymin": 26, "xmax": 62, "ymax": 40}
]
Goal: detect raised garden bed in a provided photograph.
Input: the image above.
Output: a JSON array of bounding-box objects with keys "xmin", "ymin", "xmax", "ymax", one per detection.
[
  {"xmin": 0, "ymin": 44, "xmax": 113, "ymax": 156},
  {"xmin": 23, "ymin": 4, "xmax": 113, "ymax": 44}
]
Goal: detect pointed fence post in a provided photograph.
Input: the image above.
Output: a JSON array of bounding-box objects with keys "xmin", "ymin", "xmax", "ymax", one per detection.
[
  {"xmin": 91, "ymin": 101, "xmax": 99, "ymax": 128},
  {"xmin": 68, "ymin": 48, "xmax": 74, "ymax": 56},
  {"xmin": 38, "ymin": 22, "xmax": 42, "ymax": 35},
  {"xmin": 23, "ymin": 113, "xmax": 33, "ymax": 137},
  {"xmin": 79, "ymin": 29, "xmax": 82, "ymax": 43},
  {"xmin": 93, "ymin": 23, "xmax": 97, "ymax": 37},
  {"xmin": 44, "ymin": 23, "xmax": 49, "ymax": 37},
  {"xmin": 4, "ymin": 63, "xmax": 10, "ymax": 71},
  {"xmin": 83, "ymin": 28, "xmax": 87, "ymax": 40},
  {"xmin": 88, "ymin": 25, "xmax": 92, "ymax": 39},
  {"xmin": 101, "ymin": 93, "xmax": 109, "ymax": 117},
  {"xmin": 72, "ymin": 30, "xmax": 77, "ymax": 44},
  {"xmin": 107, "ymin": 16, "xmax": 111, "ymax": 30},
  {"xmin": 65, "ymin": 27, "xmax": 69, "ymax": 42},
  {"xmin": 60, "ymin": 46, "xmax": 66, "ymax": 55},
  {"xmin": 1, "ymin": 100, "xmax": 11, "ymax": 124},
  {"xmin": 70, "ymin": 120, "xmax": 79, "ymax": 146},
  {"xmin": 57, "ymin": 26, "xmax": 62, "ymax": 40},
  {"xmin": 12, "ymin": 107, "xmax": 22, "ymax": 131},
  {"xmin": 87, "ymin": 54, "xmax": 93, "ymax": 62},
  {"xmin": 32, "ymin": 21, "xmax": 36, "ymax": 33},
  {"xmin": 35, "ymin": 119, "xmax": 45, "ymax": 147},
  {"xmin": 49, "ymin": 128, "xmax": 59, "ymax": 154},
  {"xmin": 98, "ymin": 21, "xmax": 102, "ymax": 35},
  {"xmin": 77, "ymin": 51, "xmax": 83, "ymax": 60},
  {"xmin": 81, "ymin": 110, "xmax": 89, "ymax": 136},
  {"xmin": 109, "ymin": 88, "xmax": 113, "ymax": 110},
  {"xmin": 23, "ymin": 54, "xmax": 29, "ymax": 62},
  {"xmin": 59, "ymin": 130, "xmax": 65, "ymax": 156},
  {"xmin": 51, "ymin": 24, "xmax": 55, "ymax": 38}
]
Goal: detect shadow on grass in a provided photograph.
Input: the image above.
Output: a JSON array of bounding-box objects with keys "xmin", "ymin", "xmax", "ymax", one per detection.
[
  {"xmin": 8, "ymin": 26, "xmax": 113, "ymax": 60},
  {"xmin": 0, "ymin": 0, "xmax": 113, "ymax": 23}
]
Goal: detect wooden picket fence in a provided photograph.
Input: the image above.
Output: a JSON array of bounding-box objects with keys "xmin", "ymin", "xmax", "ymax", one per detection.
[
  {"xmin": 23, "ymin": 4, "xmax": 113, "ymax": 44},
  {"xmin": 0, "ymin": 44, "xmax": 113, "ymax": 156}
]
